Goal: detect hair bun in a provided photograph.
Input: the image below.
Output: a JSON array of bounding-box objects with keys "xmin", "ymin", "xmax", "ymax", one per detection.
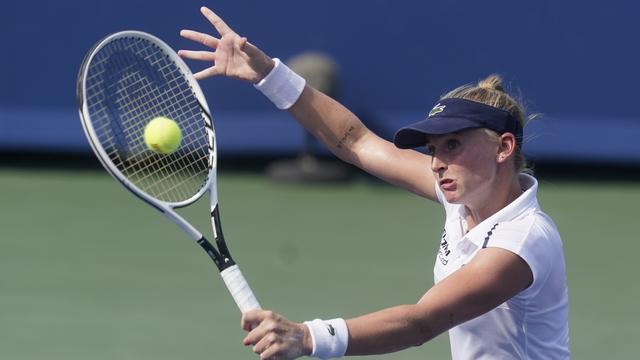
[{"xmin": 478, "ymin": 74, "xmax": 504, "ymax": 92}]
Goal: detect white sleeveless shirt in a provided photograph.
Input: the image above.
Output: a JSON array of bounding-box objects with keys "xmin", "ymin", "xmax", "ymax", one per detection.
[{"xmin": 434, "ymin": 174, "xmax": 570, "ymax": 359}]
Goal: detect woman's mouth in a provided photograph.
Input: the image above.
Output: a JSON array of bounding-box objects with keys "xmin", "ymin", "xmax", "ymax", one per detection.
[{"xmin": 440, "ymin": 178, "xmax": 456, "ymax": 191}]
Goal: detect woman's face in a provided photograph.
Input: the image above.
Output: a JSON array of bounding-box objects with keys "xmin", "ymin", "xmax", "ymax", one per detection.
[{"xmin": 426, "ymin": 129, "xmax": 499, "ymax": 206}]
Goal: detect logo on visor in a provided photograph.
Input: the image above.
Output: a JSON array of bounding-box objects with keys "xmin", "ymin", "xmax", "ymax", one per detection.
[{"xmin": 428, "ymin": 103, "xmax": 446, "ymax": 117}]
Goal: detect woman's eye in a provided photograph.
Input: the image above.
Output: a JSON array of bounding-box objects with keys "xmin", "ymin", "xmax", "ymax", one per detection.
[
  {"xmin": 426, "ymin": 146, "xmax": 435, "ymax": 155},
  {"xmin": 446, "ymin": 139, "xmax": 460, "ymax": 151}
]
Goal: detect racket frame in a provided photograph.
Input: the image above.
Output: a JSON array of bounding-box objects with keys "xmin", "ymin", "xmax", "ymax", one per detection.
[{"xmin": 77, "ymin": 30, "xmax": 260, "ymax": 313}]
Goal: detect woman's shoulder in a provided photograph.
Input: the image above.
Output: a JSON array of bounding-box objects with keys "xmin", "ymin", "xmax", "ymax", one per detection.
[
  {"xmin": 497, "ymin": 208, "xmax": 561, "ymax": 243},
  {"xmin": 487, "ymin": 210, "xmax": 564, "ymax": 273},
  {"xmin": 489, "ymin": 211, "xmax": 566, "ymax": 296}
]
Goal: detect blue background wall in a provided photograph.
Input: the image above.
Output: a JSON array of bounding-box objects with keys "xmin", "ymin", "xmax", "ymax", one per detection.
[{"xmin": 1, "ymin": 0, "xmax": 639, "ymax": 162}]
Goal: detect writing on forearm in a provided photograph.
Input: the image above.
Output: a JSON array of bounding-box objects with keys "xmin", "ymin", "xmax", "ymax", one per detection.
[{"xmin": 336, "ymin": 125, "xmax": 355, "ymax": 149}]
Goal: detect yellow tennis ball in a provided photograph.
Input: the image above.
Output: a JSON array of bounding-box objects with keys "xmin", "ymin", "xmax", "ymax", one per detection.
[{"xmin": 144, "ymin": 116, "xmax": 182, "ymax": 154}]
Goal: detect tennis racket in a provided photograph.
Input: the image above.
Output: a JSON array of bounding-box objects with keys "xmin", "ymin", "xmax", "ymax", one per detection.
[{"xmin": 76, "ymin": 30, "xmax": 261, "ymax": 313}]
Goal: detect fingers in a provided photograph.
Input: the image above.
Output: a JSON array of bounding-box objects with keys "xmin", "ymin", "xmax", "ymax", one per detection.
[
  {"xmin": 241, "ymin": 311, "xmax": 307, "ymax": 360},
  {"xmin": 180, "ymin": 29, "xmax": 219, "ymax": 48},
  {"xmin": 182, "ymin": 7, "xmax": 269, "ymax": 84},
  {"xmin": 238, "ymin": 37, "xmax": 248, "ymax": 51},
  {"xmin": 177, "ymin": 50, "xmax": 215, "ymax": 62},
  {"xmin": 242, "ymin": 310, "xmax": 290, "ymax": 350},
  {"xmin": 178, "ymin": 29, "xmax": 221, "ymax": 80},
  {"xmin": 241, "ymin": 309, "xmax": 268, "ymax": 332},
  {"xmin": 192, "ymin": 67, "xmax": 219, "ymax": 80},
  {"xmin": 252, "ymin": 332, "xmax": 277, "ymax": 356},
  {"xmin": 258, "ymin": 343, "xmax": 283, "ymax": 360},
  {"xmin": 242, "ymin": 310, "xmax": 277, "ymax": 343},
  {"xmin": 201, "ymin": 6, "xmax": 234, "ymax": 35}
]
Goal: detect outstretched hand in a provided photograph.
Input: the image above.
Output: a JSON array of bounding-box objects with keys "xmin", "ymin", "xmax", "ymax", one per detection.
[
  {"xmin": 179, "ymin": 7, "xmax": 274, "ymax": 83},
  {"xmin": 241, "ymin": 309, "xmax": 312, "ymax": 360}
]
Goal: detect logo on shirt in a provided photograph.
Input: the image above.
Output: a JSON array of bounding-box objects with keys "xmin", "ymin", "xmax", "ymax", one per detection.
[
  {"xmin": 429, "ymin": 103, "xmax": 446, "ymax": 117},
  {"xmin": 438, "ymin": 229, "xmax": 451, "ymax": 265}
]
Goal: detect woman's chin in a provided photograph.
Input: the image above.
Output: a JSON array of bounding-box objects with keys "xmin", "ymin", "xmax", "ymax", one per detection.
[{"xmin": 443, "ymin": 191, "xmax": 463, "ymax": 204}]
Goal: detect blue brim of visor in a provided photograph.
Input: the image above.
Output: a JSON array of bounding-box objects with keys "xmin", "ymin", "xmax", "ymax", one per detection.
[
  {"xmin": 393, "ymin": 98, "xmax": 522, "ymax": 149},
  {"xmin": 393, "ymin": 117, "xmax": 484, "ymax": 149}
]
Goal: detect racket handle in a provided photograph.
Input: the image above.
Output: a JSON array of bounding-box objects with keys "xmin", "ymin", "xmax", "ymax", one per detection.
[{"xmin": 220, "ymin": 264, "xmax": 261, "ymax": 313}]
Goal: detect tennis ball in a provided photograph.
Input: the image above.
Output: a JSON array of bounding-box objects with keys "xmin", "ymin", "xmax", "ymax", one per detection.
[{"xmin": 144, "ymin": 116, "xmax": 182, "ymax": 154}]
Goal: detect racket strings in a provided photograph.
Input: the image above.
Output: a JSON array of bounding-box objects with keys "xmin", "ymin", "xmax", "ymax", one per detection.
[{"xmin": 85, "ymin": 36, "xmax": 212, "ymax": 203}]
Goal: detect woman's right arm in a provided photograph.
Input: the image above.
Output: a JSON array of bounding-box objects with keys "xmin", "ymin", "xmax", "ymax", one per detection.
[
  {"xmin": 179, "ymin": 6, "xmax": 438, "ymax": 201},
  {"xmin": 288, "ymin": 85, "xmax": 437, "ymax": 200}
]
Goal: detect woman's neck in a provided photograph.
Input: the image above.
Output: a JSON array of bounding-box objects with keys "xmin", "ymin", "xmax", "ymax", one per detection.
[{"xmin": 464, "ymin": 173, "xmax": 523, "ymax": 230}]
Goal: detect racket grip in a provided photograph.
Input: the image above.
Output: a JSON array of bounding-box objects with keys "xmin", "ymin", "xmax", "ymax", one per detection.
[{"xmin": 220, "ymin": 264, "xmax": 261, "ymax": 313}]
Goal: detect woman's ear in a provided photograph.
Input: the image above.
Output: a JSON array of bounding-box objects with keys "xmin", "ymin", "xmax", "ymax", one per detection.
[{"xmin": 497, "ymin": 133, "xmax": 517, "ymax": 163}]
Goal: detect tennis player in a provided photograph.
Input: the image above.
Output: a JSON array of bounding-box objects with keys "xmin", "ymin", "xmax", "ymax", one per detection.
[{"xmin": 179, "ymin": 7, "xmax": 570, "ymax": 360}]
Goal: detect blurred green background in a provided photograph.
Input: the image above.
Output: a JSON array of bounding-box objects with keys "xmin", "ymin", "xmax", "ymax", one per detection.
[{"xmin": 1, "ymin": 164, "xmax": 638, "ymax": 359}]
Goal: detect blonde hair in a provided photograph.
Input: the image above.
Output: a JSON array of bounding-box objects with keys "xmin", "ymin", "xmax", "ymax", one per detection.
[{"xmin": 441, "ymin": 74, "xmax": 531, "ymax": 173}]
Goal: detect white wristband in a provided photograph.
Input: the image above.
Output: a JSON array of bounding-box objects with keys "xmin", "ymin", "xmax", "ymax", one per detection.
[
  {"xmin": 254, "ymin": 58, "xmax": 306, "ymax": 110},
  {"xmin": 303, "ymin": 318, "xmax": 349, "ymax": 359}
]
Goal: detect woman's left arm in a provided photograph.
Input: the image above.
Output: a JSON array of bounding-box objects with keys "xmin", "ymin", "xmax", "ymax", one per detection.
[
  {"xmin": 242, "ymin": 248, "xmax": 533, "ymax": 359},
  {"xmin": 346, "ymin": 247, "xmax": 532, "ymax": 355}
]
